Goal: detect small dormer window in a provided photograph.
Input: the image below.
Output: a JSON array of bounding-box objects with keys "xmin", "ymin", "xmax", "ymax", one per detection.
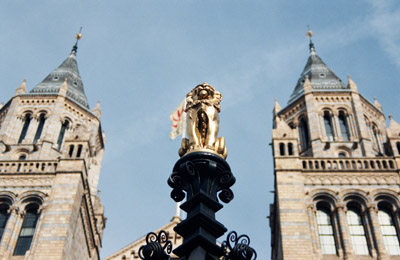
[
  {"xmin": 73, "ymin": 82, "xmax": 78, "ymax": 86},
  {"xmin": 52, "ymin": 76, "xmax": 59, "ymax": 81},
  {"xmin": 320, "ymin": 73, "xmax": 326, "ymax": 78}
]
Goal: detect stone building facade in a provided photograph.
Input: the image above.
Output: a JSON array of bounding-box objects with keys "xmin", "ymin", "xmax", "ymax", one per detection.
[
  {"xmin": 0, "ymin": 43, "xmax": 106, "ymax": 259},
  {"xmin": 104, "ymin": 216, "xmax": 182, "ymax": 260},
  {"xmin": 270, "ymin": 39, "xmax": 400, "ymax": 260}
]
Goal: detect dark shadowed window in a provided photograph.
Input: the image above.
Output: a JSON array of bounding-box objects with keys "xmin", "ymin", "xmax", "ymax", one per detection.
[
  {"xmin": 57, "ymin": 121, "xmax": 69, "ymax": 150},
  {"xmin": 279, "ymin": 143, "xmax": 285, "ymax": 156},
  {"xmin": 14, "ymin": 205, "xmax": 40, "ymax": 255},
  {"xmin": 288, "ymin": 143, "xmax": 294, "ymax": 155},
  {"xmin": 18, "ymin": 114, "xmax": 32, "ymax": 144},
  {"xmin": 0, "ymin": 204, "xmax": 10, "ymax": 240},
  {"xmin": 299, "ymin": 117, "xmax": 310, "ymax": 151},
  {"xmin": 323, "ymin": 112, "xmax": 334, "ymax": 141},
  {"xmin": 33, "ymin": 114, "xmax": 46, "ymax": 144},
  {"xmin": 76, "ymin": 145, "xmax": 83, "ymax": 158},
  {"xmin": 338, "ymin": 111, "xmax": 350, "ymax": 141}
]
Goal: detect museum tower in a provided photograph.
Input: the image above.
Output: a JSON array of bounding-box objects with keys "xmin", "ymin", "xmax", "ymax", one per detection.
[
  {"xmin": 0, "ymin": 38, "xmax": 106, "ymax": 259},
  {"xmin": 270, "ymin": 34, "xmax": 400, "ymax": 260}
]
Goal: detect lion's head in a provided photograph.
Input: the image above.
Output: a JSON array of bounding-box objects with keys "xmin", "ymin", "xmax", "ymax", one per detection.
[{"xmin": 193, "ymin": 82, "xmax": 216, "ymax": 100}]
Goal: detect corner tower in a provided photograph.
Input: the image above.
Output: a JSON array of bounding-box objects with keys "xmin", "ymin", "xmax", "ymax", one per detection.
[
  {"xmin": 270, "ymin": 32, "xmax": 400, "ymax": 260},
  {"xmin": 0, "ymin": 35, "xmax": 105, "ymax": 259}
]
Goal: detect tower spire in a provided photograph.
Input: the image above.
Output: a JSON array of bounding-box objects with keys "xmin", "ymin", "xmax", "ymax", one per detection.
[
  {"xmin": 30, "ymin": 27, "xmax": 89, "ymax": 109},
  {"xmin": 306, "ymin": 26, "xmax": 316, "ymax": 55},
  {"xmin": 71, "ymin": 27, "xmax": 83, "ymax": 55}
]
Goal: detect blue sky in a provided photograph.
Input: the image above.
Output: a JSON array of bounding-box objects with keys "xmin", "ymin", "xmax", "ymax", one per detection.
[{"xmin": 1, "ymin": 1, "xmax": 400, "ymax": 259}]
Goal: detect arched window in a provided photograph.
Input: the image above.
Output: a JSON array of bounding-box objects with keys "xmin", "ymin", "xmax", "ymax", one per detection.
[
  {"xmin": 338, "ymin": 152, "xmax": 346, "ymax": 158},
  {"xmin": 33, "ymin": 114, "xmax": 46, "ymax": 144},
  {"xmin": 316, "ymin": 206, "xmax": 337, "ymax": 254},
  {"xmin": 279, "ymin": 143, "xmax": 285, "ymax": 156},
  {"xmin": 323, "ymin": 111, "xmax": 334, "ymax": 141},
  {"xmin": 57, "ymin": 120, "xmax": 69, "ymax": 150},
  {"xmin": 18, "ymin": 114, "xmax": 32, "ymax": 144},
  {"xmin": 347, "ymin": 207, "xmax": 369, "ymax": 255},
  {"xmin": 372, "ymin": 125, "xmax": 382, "ymax": 153},
  {"xmin": 378, "ymin": 207, "xmax": 400, "ymax": 255},
  {"xmin": 13, "ymin": 204, "xmax": 40, "ymax": 255},
  {"xmin": 338, "ymin": 111, "xmax": 350, "ymax": 141},
  {"xmin": 68, "ymin": 145, "xmax": 74, "ymax": 157},
  {"xmin": 17, "ymin": 155, "xmax": 26, "ymax": 172},
  {"xmin": 76, "ymin": 145, "xmax": 83, "ymax": 158},
  {"xmin": 0, "ymin": 204, "xmax": 10, "ymax": 241},
  {"xmin": 288, "ymin": 143, "xmax": 294, "ymax": 156},
  {"xmin": 299, "ymin": 117, "xmax": 310, "ymax": 151},
  {"xmin": 396, "ymin": 142, "xmax": 400, "ymax": 155}
]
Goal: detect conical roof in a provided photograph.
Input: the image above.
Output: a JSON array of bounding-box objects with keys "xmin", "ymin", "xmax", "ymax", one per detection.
[
  {"xmin": 288, "ymin": 42, "xmax": 350, "ymax": 104},
  {"xmin": 29, "ymin": 48, "xmax": 89, "ymax": 109}
]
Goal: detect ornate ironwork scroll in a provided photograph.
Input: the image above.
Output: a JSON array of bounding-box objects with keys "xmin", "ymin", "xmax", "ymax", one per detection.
[
  {"xmin": 138, "ymin": 230, "xmax": 172, "ymax": 260},
  {"xmin": 222, "ymin": 231, "xmax": 257, "ymax": 260},
  {"xmin": 168, "ymin": 154, "xmax": 235, "ymax": 204}
]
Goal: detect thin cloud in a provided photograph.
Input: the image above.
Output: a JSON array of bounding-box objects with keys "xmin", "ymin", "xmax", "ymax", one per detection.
[{"xmin": 367, "ymin": 0, "xmax": 400, "ymax": 67}]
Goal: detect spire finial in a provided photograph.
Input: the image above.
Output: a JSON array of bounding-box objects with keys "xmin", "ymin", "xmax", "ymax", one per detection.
[
  {"xmin": 71, "ymin": 27, "xmax": 83, "ymax": 55},
  {"xmin": 306, "ymin": 25, "xmax": 316, "ymax": 55}
]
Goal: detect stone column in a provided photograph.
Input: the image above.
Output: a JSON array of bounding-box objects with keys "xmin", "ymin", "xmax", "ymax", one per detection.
[
  {"xmin": 332, "ymin": 111, "xmax": 341, "ymax": 141},
  {"xmin": 25, "ymin": 204, "xmax": 46, "ymax": 260},
  {"xmin": 318, "ymin": 113, "xmax": 326, "ymax": 142},
  {"xmin": 336, "ymin": 204, "xmax": 353, "ymax": 260},
  {"xmin": 332, "ymin": 209, "xmax": 344, "ymax": 258},
  {"xmin": 1, "ymin": 206, "xmax": 23, "ymax": 259},
  {"xmin": 367, "ymin": 205, "xmax": 388, "ymax": 260},
  {"xmin": 348, "ymin": 113, "xmax": 356, "ymax": 140},
  {"xmin": 362, "ymin": 206, "xmax": 378, "ymax": 258},
  {"xmin": 307, "ymin": 205, "xmax": 320, "ymax": 256}
]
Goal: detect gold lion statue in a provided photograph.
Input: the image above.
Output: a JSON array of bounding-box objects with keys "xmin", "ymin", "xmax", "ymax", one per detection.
[{"xmin": 179, "ymin": 83, "xmax": 228, "ymax": 159}]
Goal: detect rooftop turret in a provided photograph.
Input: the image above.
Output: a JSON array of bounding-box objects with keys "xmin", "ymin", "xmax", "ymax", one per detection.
[
  {"xmin": 288, "ymin": 31, "xmax": 350, "ymax": 104},
  {"xmin": 29, "ymin": 31, "xmax": 89, "ymax": 108}
]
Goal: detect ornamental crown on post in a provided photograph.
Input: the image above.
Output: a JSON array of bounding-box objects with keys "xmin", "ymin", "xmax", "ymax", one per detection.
[{"xmin": 179, "ymin": 82, "xmax": 228, "ymax": 159}]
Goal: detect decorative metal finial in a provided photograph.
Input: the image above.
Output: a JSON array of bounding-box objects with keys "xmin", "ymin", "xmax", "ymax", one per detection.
[
  {"xmin": 71, "ymin": 27, "xmax": 83, "ymax": 55},
  {"xmin": 306, "ymin": 25, "xmax": 316, "ymax": 54}
]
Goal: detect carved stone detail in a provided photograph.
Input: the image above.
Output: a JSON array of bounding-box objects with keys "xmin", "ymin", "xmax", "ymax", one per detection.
[
  {"xmin": 304, "ymin": 173, "xmax": 399, "ymax": 186},
  {"xmin": 0, "ymin": 177, "xmax": 53, "ymax": 187}
]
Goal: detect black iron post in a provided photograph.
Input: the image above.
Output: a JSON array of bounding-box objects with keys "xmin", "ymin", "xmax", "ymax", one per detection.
[
  {"xmin": 139, "ymin": 82, "xmax": 256, "ymax": 260},
  {"xmin": 168, "ymin": 151, "xmax": 235, "ymax": 259}
]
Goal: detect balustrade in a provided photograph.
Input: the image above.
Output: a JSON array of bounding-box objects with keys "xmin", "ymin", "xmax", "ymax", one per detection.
[
  {"xmin": 0, "ymin": 160, "xmax": 58, "ymax": 174},
  {"xmin": 302, "ymin": 158, "xmax": 396, "ymax": 171}
]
